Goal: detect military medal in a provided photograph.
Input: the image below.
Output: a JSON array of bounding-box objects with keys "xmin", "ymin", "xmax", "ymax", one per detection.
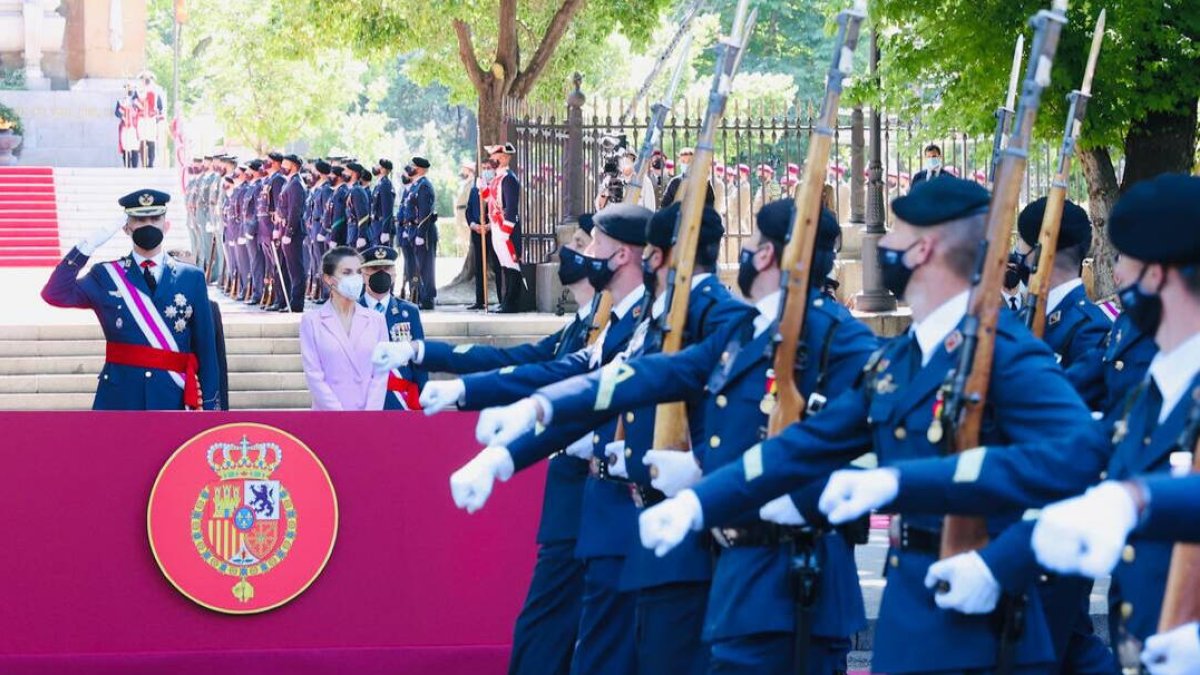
[
  {"xmin": 928, "ymin": 389, "xmax": 946, "ymax": 445},
  {"xmin": 760, "ymin": 368, "xmax": 777, "ymax": 415}
]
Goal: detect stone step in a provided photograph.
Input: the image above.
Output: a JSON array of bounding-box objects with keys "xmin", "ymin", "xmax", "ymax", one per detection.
[
  {"xmin": 0, "ymin": 371, "xmax": 310, "ymax": 394},
  {"xmin": 0, "ymin": 353, "xmax": 304, "ymax": 375},
  {"xmin": 0, "ymin": 389, "xmax": 312, "ymax": 411}
]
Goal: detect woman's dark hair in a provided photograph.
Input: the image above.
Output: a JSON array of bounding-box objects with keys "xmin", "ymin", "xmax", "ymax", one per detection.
[{"xmin": 322, "ymin": 246, "xmax": 361, "ymax": 276}]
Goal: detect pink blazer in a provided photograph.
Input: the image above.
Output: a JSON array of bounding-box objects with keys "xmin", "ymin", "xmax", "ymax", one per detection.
[{"xmin": 299, "ymin": 301, "xmax": 389, "ymax": 410}]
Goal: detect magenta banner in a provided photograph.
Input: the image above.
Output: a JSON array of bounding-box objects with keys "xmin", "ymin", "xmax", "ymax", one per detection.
[{"xmin": 0, "ymin": 411, "xmax": 545, "ymax": 675}]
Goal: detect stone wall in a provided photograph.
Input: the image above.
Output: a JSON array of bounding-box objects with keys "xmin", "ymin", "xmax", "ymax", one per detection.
[{"xmin": 0, "ymin": 88, "xmax": 126, "ymax": 166}]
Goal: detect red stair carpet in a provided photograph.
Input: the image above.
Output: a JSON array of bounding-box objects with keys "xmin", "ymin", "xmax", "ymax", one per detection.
[{"xmin": 0, "ymin": 166, "xmax": 60, "ymax": 267}]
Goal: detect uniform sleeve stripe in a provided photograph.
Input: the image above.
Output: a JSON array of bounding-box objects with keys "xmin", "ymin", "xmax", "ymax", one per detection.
[
  {"xmin": 743, "ymin": 443, "xmax": 764, "ymax": 482},
  {"xmin": 952, "ymin": 446, "xmax": 987, "ymax": 483}
]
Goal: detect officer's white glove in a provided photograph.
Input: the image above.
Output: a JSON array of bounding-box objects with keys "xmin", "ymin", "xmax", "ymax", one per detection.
[
  {"xmin": 238, "ymin": 235, "xmax": 248, "ymax": 245},
  {"xmin": 475, "ymin": 398, "xmax": 540, "ymax": 446},
  {"xmin": 819, "ymin": 468, "xmax": 900, "ymax": 525},
  {"xmin": 273, "ymin": 230, "xmax": 282, "ymax": 240},
  {"xmin": 78, "ymin": 217, "xmax": 125, "ymax": 256},
  {"xmin": 316, "ymin": 234, "xmax": 327, "ymax": 243},
  {"xmin": 371, "ymin": 341, "xmax": 415, "ymax": 373},
  {"xmin": 644, "ymin": 450, "xmax": 702, "ymax": 497},
  {"xmin": 281, "ymin": 235, "xmax": 292, "ymax": 244},
  {"xmin": 639, "ymin": 490, "xmax": 704, "ymax": 557},
  {"xmin": 1143, "ymin": 622, "xmax": 1200, "ymax": 675},
  {"xmin": 420, "ymin": 379, "xmax": 466, "ymax": 415},
  {"xmin": 414, "ymin": 237, "xmax": 425, "ymax": 246},
  {"xmin": 564, "ymin": 433, "xmax": 594, "ymax": 460},
  {"xmin": 759, "ymin": 494, "xmax": 807, "ymax": 526},
  {"xmin": 604, "ymin": 441, "xmax": 628, "ymax": 478},
  {"xmin": 1032, "ymin": 481, "xmax": 1137, "ymax": 579},
  {"xmin": 381, "ymin": 232, "xmax": 391, "ymax": 243},
  {"xmin": 924, "ymin": 551, "xmax": 1001, "ymax": 615},
  {"xmin": 356, "ymin": 237, "xmax": 367, "ymax": 249},
  {"xmin": 449, "ymin": 446, "xmax": 515, "ymax": 514}
]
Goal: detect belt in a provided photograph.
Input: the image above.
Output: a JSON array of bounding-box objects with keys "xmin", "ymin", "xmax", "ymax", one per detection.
[
  {"xmin": 587, "ymin": 456, "xmax": 665, "ymax": 508},
  {"xmin": 888, "ymin": 518, "xmax": 942, "ymax": 555},
  {"xmin": 105, "ymin": 342, "xmax": 201, "ymax": 410},
  {"xmin": 386, "ymin": 373, "xmax": 421, "ymax": 410},
  {"xmin": 711, "ymin": 523, "xmax": 820, "ymax": 549}
]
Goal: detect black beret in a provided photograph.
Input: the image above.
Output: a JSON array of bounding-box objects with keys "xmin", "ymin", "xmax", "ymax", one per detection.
[
  {"xmin": 412, "ymin": 156, "xmax": 431, "ymax": 169},
  {"xmin": 578, "ymin": 212, "xmax": 595, "ymax": 235},
  {"xmin": 314, "ymin": 160, "xmax": 331, "ymax": 175},
  {"xmin": 379, "ymin": 158, "xmax": 393, "ymax": 171},
  {"xmin": 647, "ymin": 202, "xmax": 724, "ymax": 250},
  {"xmin": 892, "ymin": 177, "xmax": 990, "ymax": 227},
  {"xmin": 594, "ymin": 204, "xmax": 652, "ymax": 246},
  {"xmin": 360, "ymin": 245, "xmax": 399, "ymax": 267},
  {"xmin": 282, "ymin": 153, "xmax": 302, "ymax": 166},
  {"xmin": 1109, "ymin": 173, "xmax": 1200, "ymax": 265},
  {"xmin": 223, "ymin": 176, "xmax": 234, "ymax": 184},
  {"xmin": 118, "ymin": 189, "xmax": 170, "ymax": 216},
  {"xmin": 267, "ymin": 151, "xmax": 284, "ymax": 162},
  {"xmin": 756, "ymin": 199, "xmax": 840, "ymax": 252},
  {"xmin": 346, "ymin": 162, "xmax": 365, "ymax": 174},
  {"xmin": 330, "ymin": 166, "xmax": 345, "ymax": 179},
  {"xmin": 1017, "ymin": 197, "xmax": 1091, "ymax": 250},
  {"xmin": 358, "ymin": 168, "xmax": 372, "ymax": 182},
  {"xmin": 202, "ymin": 154, "xmax": 214, "ymax": 160},
  {"xmin": 247, "ymin": 159, "xmax": 263, "ymax": 171}
]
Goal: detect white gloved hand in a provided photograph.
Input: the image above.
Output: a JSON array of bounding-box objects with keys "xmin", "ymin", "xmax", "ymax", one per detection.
[
  {"xmin": 475, "ymin": 398, "xmax": 540, "ymax": 446},
  {"xmin": 79, "ymin": 217, "xmax": 125, "ymax": 256},
  {"xmin": 924, "ymin": 551, "xmax": 1001, "ymax": 615},
  {"xmin": 1143, "ymin": 622, "xmax": 1200, "ymax": 675},
  {"xmin": 1032, "ymin": 481, "xmax": 1138, "ymax": 579},
  {"xmin": 238, "ymin": 235, "xmax": 248, "ymax": 245},
  {"xmin": 381, "ymin": 232, "xmax": 391, "ymax": 243},
  {"xmin": 273, "ymin": 230, "xmax": 282, "ymax": 240},
  {"xmin": 564, "ymin": 433, "xmax": 594, "ymax": 460},
  {"xmin": 449, "ymin": 446, "xmax": 515, "ymax": 514},
  {"xmin": 356, "ymin": 237, "xmax": 367, "ymax": 248},
  {"xmin": 639, "ymin": 489, "xmax": 704, "ymax": 557},
  {"xmin": 604, "ymin": 441, "xmax": 628, "ymax": 478},
  {"xmin": 371, "ymin": 341, "xmax": 415, "ymax": 373},
  {"xmin": 644, "ymin": 450, "xmax": 703, "ymax": 497},
  {"xmin": 420, "ymin": 379, "xmax": 466, "ymax": 415},
  {"xmin": 282, "ymin": 235, "xmax": 292, "ymax": 244},
  {"xmin": 316, "ymin": 234, "xmax": 327, "ymax": 243},
  {"xmin": 759, "ymin": 494, "xmax": 807, "ymax": 526},
  {"xmin": 414, "ymin": 237, "xmax": 425, "ymax": 246},
  {"xmin": 819, "ymin": 468, "xmax": 900, "ymax": 525}
]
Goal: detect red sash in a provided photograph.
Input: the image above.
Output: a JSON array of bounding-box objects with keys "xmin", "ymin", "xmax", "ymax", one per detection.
[
  {"xmin": 105, "ymin": 342, "xmax": 201, "ymax": 410},
  {"xmin": 387, "ymin": 373, "xmax": 422, "ymax": 411}
]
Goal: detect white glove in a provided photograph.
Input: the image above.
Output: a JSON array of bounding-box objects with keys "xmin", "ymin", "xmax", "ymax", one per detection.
[
  {"xmin": 371, "ymin": 341, "xmax": 415, "ymax": 373},
  {"xmin": 1143, "ymin": 622, "xmax": 1200, "ymax": 675},
  {"xmin": 381, "ymin": 232, "xmax": 391, "ymax": 243},
  {"xmin": 819, "ymin": 468, "xmax": 900, "ymax": 525},
  {"xmin": 759, "ymin": 494, "xmax": 807, "ymax": 526},
  {"xmin": 644, "ymin": 450, "xmax": 703, "ymax": 497},
  {"xmin": 564, "ymin": 433, "xmax": 594, "ymax": 460},
  {"xmin": 356, "ymin": 237, "xmax": 367, "ymax": 248},
  {"xmin": 238, "ymin": 235, "xmax": 248, "ymax": 245},
  {"xmin": 1032, "ymin": 481, "xmax": 1137, "ymax": 579},
  {"xmin": 449, "ymin": 446, "xmax": 515, "ymax": 514},
  {"xmin": 924, "ymin": 551, "xmax": 1001, "ymax": 614},
  {"xmin": 475, "ymin": 398, "xmax": 540, "ymax": 446},
  {"xmin": 272, "ymin": 230, "xmax": 282, "ymax": 240},
  {"xmin": 604, "ymin": 441, "xmax": 628, "ymax": 478},
  {"xmin": 282, "ymin": 235, "xmax": 292, "ymax": 244},
  {"xmin": 420, "ymin": 379, "xmax": 466, "ymax": 415},
  {"xmin": 639, "ymin": 489, "xmax": 703, "ymax": 557},
  {"xmin": 317, "ymin": 234, "xmax": 327, "ymax": 243},
  {"xmin": 414, "ymin": 237, "xmax": 425, "ymax": 246},
  {"xmin": 79, "ymin": 218, "xmax": 125, "ymax": 255}
]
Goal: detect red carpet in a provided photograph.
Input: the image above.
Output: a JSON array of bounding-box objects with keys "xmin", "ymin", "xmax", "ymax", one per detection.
[{"xmin": 0, "ymin": 166, "xmax": 60, "ymax": 267}]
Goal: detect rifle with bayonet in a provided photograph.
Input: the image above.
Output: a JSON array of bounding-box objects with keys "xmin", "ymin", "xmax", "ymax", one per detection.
[
  {"xmin": 620, "ymin": 0, "xmax": 705, "ymax": 125},
  {"xmin": 649, "ymin": 0, "xmax": 757, "ymax": 451},
  {"xmin": 1025, "ymin": 10, "xmax": 1105, "ymax": 338},
  {"xmin": 990, "ymin": 36, "xmax": 1025, "ymax": 185},
  {"xmin": 766, "ymin": 1, "xmax": 868, "ymax": 438},
  {"xmin": 625, "ymin": 33, "xmax": 692, "ymax": 207}
]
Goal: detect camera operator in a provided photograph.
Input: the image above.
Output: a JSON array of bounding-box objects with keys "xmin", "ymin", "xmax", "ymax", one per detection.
[{"xmin": 594, "ymin": 140, "xmax": 657, "ymax": 211}]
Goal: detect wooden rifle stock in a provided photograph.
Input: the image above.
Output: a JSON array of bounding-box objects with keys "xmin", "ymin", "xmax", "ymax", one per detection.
[
  {"xmin": 586, "ymin": 291, "xmax": 613, "ymax": 346},
  {"xmin": 766, "ymin": 1, "xmax": 867, "ymax": 438},
  {"xmin": 650, "ymin": 0, "xmax": 757, "ymax": 451},
  {"xmin": 1158, "ymin": 391, "xmax": 1200, "ymax": 632},
  {"xmin": 940, "ymin": 1, "xmax": 1068, "ymax": 559}
]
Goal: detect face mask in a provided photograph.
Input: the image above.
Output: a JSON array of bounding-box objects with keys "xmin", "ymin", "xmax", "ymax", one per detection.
[
  {"xmin": 367, "ymin": 270, "xmax": 393, "ymax": 294},
  {"xmin": 1005, "ymin": 252, "xmax": 1032, "ymax": 290},
  {"xmin": 878, "ymin": 241, "xmax": 920, "ymax": 299},
  {"xmin": 557, "ymin": 246, "xmax": 591, "ymax": 286},
  {"xmin": 1118, "ymin": 265, "xmax": 1163, "ymax": 336},
  {"xmin": 586, "ymin": 251, "xmax": 619, "ymax": 293},
  {"xmin": 736, "ymin": 247, "xmax": 760, "ymax": 297},
  {"xmin": 925, "ymin": 157, "xmax": 942, "ymax": 172},
  {"xmin": 335, "ymin": 273, "xmax": 364, "ymax": 300},
  {"xmin": 130, "ymin": 225, "xmax": 165, "ymax": 251},
  {"xmin": 481, "ymin": 170, "xmax": 496, "ymax": 182}
]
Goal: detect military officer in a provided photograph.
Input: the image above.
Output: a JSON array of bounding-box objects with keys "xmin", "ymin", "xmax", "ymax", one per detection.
[
  {"xmin": 358, "ymin": 245, "xmax": 426, "ymax": 409},
  {"xmin": 241, "ymin": 160, "xmax": 267, "ymax": 304},
  {"xmin": 278, "ymin": 154, "xmax": 307, "ymax": 313},
  {"xmin": 408, "ymin": 156, "xmax": 438, "ymax": 310},
  {"xmin": 640, "ymin": 178, "xmax": 1099, "ymax": 674},
  {"xmin": 327, "ymin": 165, "xmax": 350, "ymax": 247},
  {"xmin": 307, "ymin": 160, "xmax": 334, "ymax": 303},
  {"xmin": 260, "ymin": 152, "xmax": 288, "ymax": 310},
  {"xmin": 373, "ymin": 159, "xmax": 397, "ymax": 247},
  {"xmin": 345, "ymin": 162, "xmax": 372, "ymax": 250},
  {"xmin": 221, "ymin": 166, "xmax": 246, "ymax": 297},
  {"xmin": 41, "ymin": 189, "xmax": 220, "ymax": 411}
]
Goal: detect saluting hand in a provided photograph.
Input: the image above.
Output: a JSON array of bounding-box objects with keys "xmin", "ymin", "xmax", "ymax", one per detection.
[
  {"xmin": 1031, "ymin": 481, "xmax": 1137, "ymax": 579},
  {"xmin": 449, "ymin": 446, "xmax": 515, "ymax": 514},
  {"xmin": 420, "ymin": 379, "xmax": 466, "ymax": 415},
  {"xmin": 819, "ymin": 468, "xmax": 900, "ymax": 525},
  {"xmin": 79, "ymin": 217, "xmax": 126, "ymax": 256},
  {"xmin": 639, "ymin": 490, "xmax": 704, "ymax": 558}
]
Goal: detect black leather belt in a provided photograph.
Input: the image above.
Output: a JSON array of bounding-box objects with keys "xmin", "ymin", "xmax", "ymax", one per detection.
[
  {"xmin": 711, "ymin": 523, "xmax": 820, "ymax": 549},
  {"xmin": 888, "ymin": 519, "xmax": 942, "ymax": 555}
]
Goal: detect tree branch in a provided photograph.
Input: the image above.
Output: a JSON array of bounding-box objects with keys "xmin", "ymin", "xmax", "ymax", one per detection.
[
  {"xmin": 496, "ymin": 0, "xmax": 519, "ymax": 73},
  {"xmin": 453, "ymin": 19, "xmax": 487, "ymax": 93},
  {"xmin": 512, "ymin": 0, "xmax": 589, "ymax": 99}
]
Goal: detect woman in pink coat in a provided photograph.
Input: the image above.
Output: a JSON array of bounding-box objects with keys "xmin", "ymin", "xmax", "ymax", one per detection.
[{"xmin": 299, "ymin": 246, "xmax": 388, "ymax": 410}]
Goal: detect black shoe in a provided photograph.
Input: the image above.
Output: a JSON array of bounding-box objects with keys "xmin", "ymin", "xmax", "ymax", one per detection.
[
  {"xmin": 246, "ymin": 297, "xmax": 262, "ymax": 305},
  {"xmin": 466, "ymin": 303, "xmax": 484, "ymax": 311},
  {"xmin": 419, "ymin": 301, "xmax": 435, "ymax": 311},
  {"xmin": 496, "ymin": 304, "xmax": 520, "ymax": 314}
]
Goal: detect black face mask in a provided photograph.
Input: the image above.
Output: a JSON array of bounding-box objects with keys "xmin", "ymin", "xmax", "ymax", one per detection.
[
  {"xmin": 131, "ymin": 225, "xmax": 165, "ymax": 251},
  {"xmin": 736, "ymin": 248, "xmax": 759, "ymax": 297},
  {"xmin": 878, "ymin": 241, "xmax": 920, "ymax": 299},
  {"xmin": 557, "ymin": 246, "xmax": 592, "ymax": 286},
  {"xmin": 1118, "ymin": 265, "xmax": 1163, "ymax": 336},
  {"xmin": 586, "ymin": 251, "xmax": 619, "ymax": 293},
  {"xmin": 367, "ymin": 270, "xmax": 394, "ymax": 294},
  {"xmin": 1005, "ymin": 251, "xmax": 1032, "ymax": 290}
]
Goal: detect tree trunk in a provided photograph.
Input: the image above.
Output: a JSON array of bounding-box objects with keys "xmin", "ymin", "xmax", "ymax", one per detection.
[
  {"xmin": 1120, "ymin": 105, "xmax": 1199, "ymax": 192},
  {"xmin": 1078, "ymin": 146, "xmax": 1120, "ymax": 299}
]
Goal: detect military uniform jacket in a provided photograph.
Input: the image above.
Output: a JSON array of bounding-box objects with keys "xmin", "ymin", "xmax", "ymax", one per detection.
[
  {"xmin": 225, "ymin": 183, "xmax": 246, "ymax": 243},
  {"xmin": 373, "ymin": 175, "xmax": 396, "ymax": 240},
  {"xmin": 689, "ymin": 309, "xmax": 1094, "ymax": 672},
  {"xmin": 1043, "ymin": 282, "xmax": 1111, "ymax": 371},
  {"xmin": 327, "ymin": 184, "xmax": 349, "ymax": 245},
  {"xmin": 1138, "ymin": 473, "xmax": 1200, "ymax": 542},
  {"xmin": 346, "ymin": 184, "xmax": 371, "ymax": 245},
  {"xmin": 279, "ymin": 174, "xmax": 307, "ymax": 240},
  {"xmin": 41, "ymin": 249, "xmax": 220, "ymax": 411},
  {"xmin": 408, "ymin": 176, "xmax": 437, "ymax": 243},
  {"xmin": 1067, "ymin": 311, "xmax": 1157, "ymax": 415},
  {"xmin": 309, "ymin": 182, "xmax": 333, "ymax": 240},
  {"xmin": 359, "ymin": 295, "xmax": 427, "ymax": 410}
]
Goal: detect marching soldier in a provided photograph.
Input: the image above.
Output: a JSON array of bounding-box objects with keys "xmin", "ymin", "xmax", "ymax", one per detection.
[
  {"xmin": 41, "ymin": 189, "xmax": 219, "ymax": 410},
  {"xmin": 408, "ymin": 156, "xmax": 438, "ymax": 310},
  {"xmin": 278, "ymin": 154, "xmax": 307, "ymax": 313},
  {"xmin": 359, "ymin": 245, "xmax": 426, "ymax": 409},
  {"xmin": 373, "ymin": 159, "xmax": 397, "ymax": 248}
]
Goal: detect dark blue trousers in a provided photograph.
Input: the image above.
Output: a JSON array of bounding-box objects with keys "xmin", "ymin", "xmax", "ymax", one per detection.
[
  {"xmin": 281, "ymin": 236, "xmax": 305, "ymax": 312},
  {"xmin": 416, "ymin": 239, "xmax": 437, "ymax": 305},
  {"xmin": 569, "ymin": 556, "xmax": 636, "ymax": 675},
  {"xmin": 708, "ymin": 632, "xmax": 850, "ymax": 675},
  {"xmin": 246, "ymin": 240, "xmax": 266, "ymax": 302},
  {"xmin": 636, "ymin": 582, "xmax": 710, "ymax": 675},
  {"xmin": 507, "ymin": 540, "xmax": 585, "ymax": 675}
]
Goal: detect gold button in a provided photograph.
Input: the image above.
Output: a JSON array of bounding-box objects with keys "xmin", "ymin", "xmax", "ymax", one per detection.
[
  {"xmin": 716, "ymin": 395, "xmax": 727, "ymax": 409},
  {"xmin": 889, "ymin": 555, "xmax": 899, "ymax": 568},
  {"xmin": 1114, "ymin": 361, "xmax": 1125, "ymax": 371},
  {"xmin": 1099, "ymin": 471, "xmax": 1108, "ymax": 480},
  {"xmin": 1121, "ymin": 602, "xmax": 1133, "ymax": 620},
  {"xmin": 710, "ymin": 435, "xmax": 721, "ymax": 448},
  {"xmin": 625, "ymin": 412, "xmax": 635, "ymax": 424},
  {"xmin": 592, "ymin": 434, "xmax": 600, "ymax": 444},
  {"xmin": 1122, "ymin": 545, "xmax": 1135, "ymax": 563},
  {"xmin": 102, "ymin": 374, "xmax": 108, "ymax": 380},
  {"xmin": 814, "ymin": 298, "xmax": 824, "ymax": 307},
  {"xmin": 625, "ymin": 447, "xmax": 632, "ymax": 458},
  {"xmin": 1144, "ymin": 436, "xmax": 1153, "ymax": 446},
  {"xmin": 894, "ymin": 426, "xmax": 907, "ymax": 440},
  {"xmin": 145, "ymin": 371, "xmax": 152, "ymax": 378}
]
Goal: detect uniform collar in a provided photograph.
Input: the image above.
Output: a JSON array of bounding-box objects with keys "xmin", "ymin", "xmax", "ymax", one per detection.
[
  {"xmin": 912, "ymin": 290, "xmax": 969, "ymax": 366},
  {"xmin": 576, "ymin": 304, "xmax": 591, "ymax": 321},
  {"xmin": 1149, "ymin": 332, "xmax": 1200, "ymax": 423},
  {"xmin": 612, "ymin": 285, "xmax": 646, "ymax": 320},
  {"xmin": 1047, "ymin": 278, "xmax": 1084, "ymax": 314},
  {"xmin": 651, "ymin": 273, "xmax": 711, "ymax": 319},
  {"xmin": 132, "ymin": 249, "xmax": 167, "ymax": 269},
  {"xmin": 753, "ymin": 290, "xmax": 782, "ymax": 338}
]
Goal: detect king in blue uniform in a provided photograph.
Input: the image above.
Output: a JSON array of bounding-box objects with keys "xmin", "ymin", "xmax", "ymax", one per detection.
[{"xmin": 41, "ymin": 189, "xmax": 220, "ymax": 411}]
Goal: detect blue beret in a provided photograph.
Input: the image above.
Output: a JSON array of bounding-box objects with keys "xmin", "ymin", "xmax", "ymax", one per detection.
[
  {"xmin": 118, "ymin": 189, "xmax": 170, "ymax": 217},
  {"xmin": 1109, "ymin": 174, "xmax": 1200, "ymax": 265},
  {"xmin": 892, "ymin": 177, "xmax": 990, "ymax": 226},
  {"xmin": 756, "ymin": 199, "xmax": 840, "ymax": 252},
  {"xmin": 1018, "ymin": 197, "xmax": 1091, "ymax": 250},
  {"xmin": 577, "ymin": 212, "xmax": 595, "ymax": 235},
  {"xmin": 360, "ymin": 245, "xmax": 399, "ymax": 267},
  {"xmin": 647, "ymin": 202, "xmax": 724, "ymax": 250},
  {"xmin": 594, "ymin": 204, "xmax": 652, "ymax": 246}
]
